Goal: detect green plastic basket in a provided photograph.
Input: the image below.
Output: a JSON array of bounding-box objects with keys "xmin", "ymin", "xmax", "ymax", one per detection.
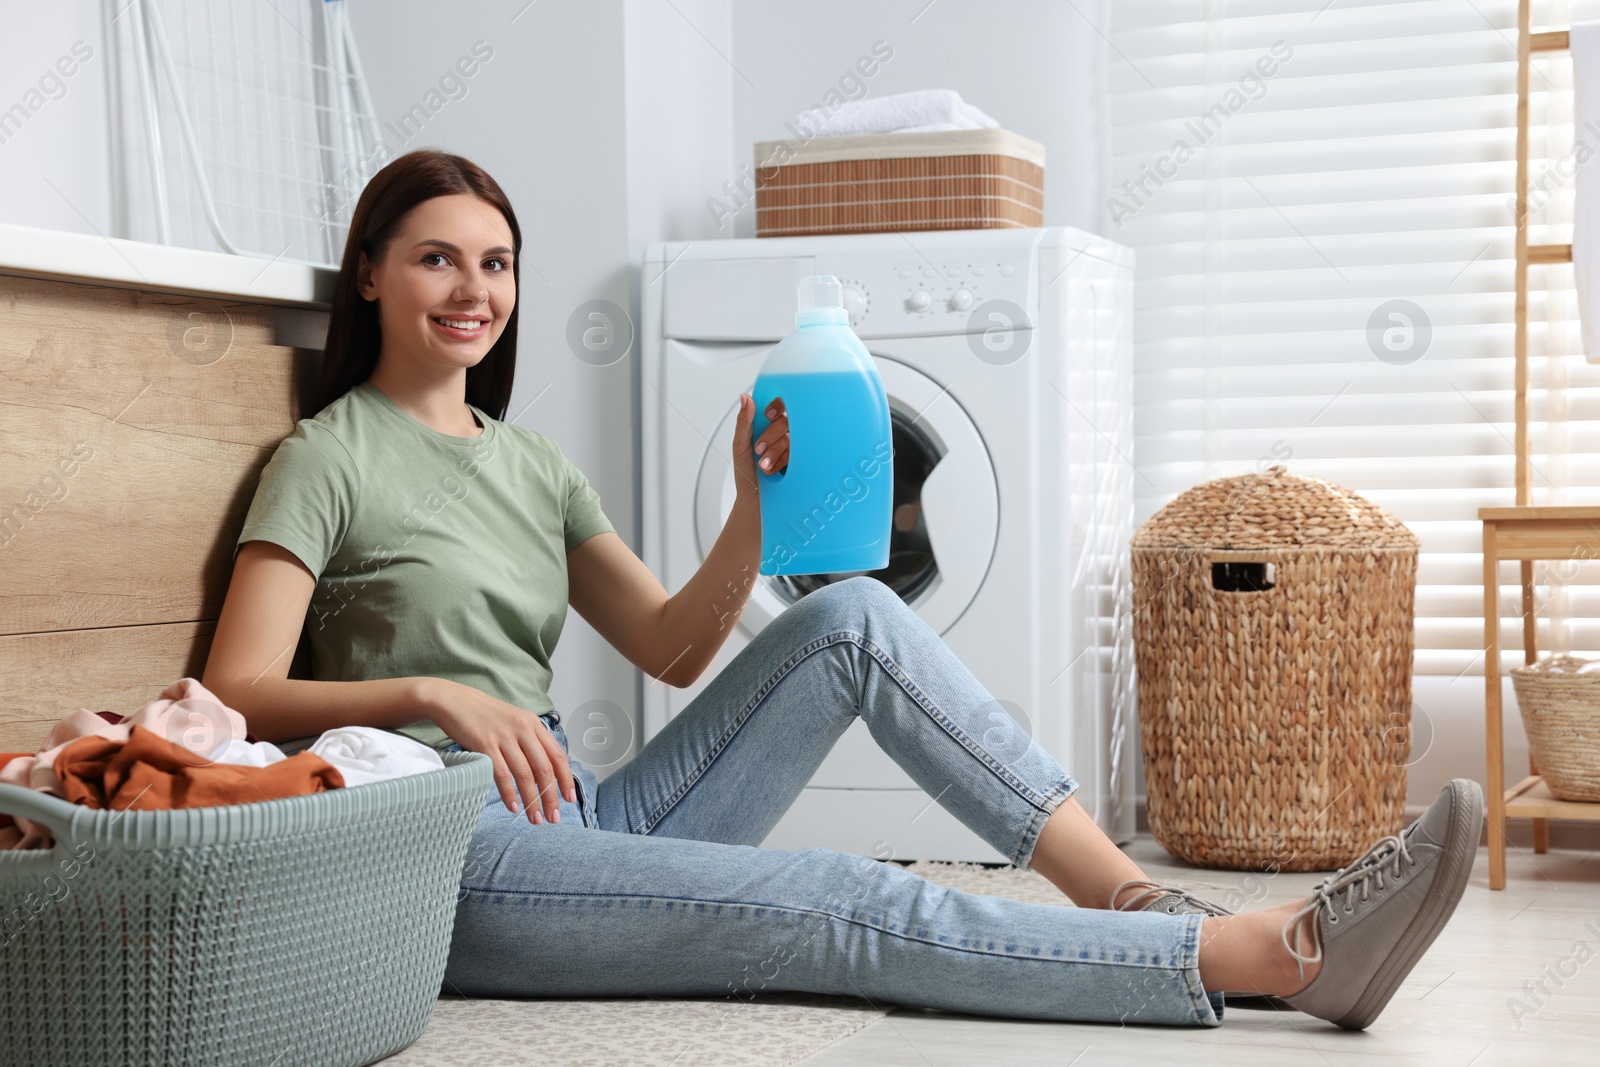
[{"xmin": 0, "ymin": 749, "xmax": 492, "ymax": 1067}]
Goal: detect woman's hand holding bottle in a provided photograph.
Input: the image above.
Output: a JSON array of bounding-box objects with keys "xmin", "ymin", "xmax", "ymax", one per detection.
[{"xmin": 733, "ymin": 392, "xmax": 789, "ymax": 503}]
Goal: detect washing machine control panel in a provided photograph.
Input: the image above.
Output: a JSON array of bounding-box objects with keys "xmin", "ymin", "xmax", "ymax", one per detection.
[{"xmin": 812, "ymin": 252, "xmax": 1036, "ymax": 338}]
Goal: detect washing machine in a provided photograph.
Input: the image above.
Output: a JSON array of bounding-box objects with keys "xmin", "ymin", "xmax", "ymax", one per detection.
[{"xmin": 638, "ymin": 226, "xmax": 1135, "ymax": 861}]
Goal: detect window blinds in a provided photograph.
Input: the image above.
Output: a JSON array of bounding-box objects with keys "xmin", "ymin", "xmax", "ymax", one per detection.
[{"xmin": 1109, "ymin": 0, "xmax": 1600, "ymax": 676}]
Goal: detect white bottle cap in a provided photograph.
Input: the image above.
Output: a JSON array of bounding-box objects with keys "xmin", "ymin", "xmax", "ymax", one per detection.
[
  {"xmin": 795, "ymin": 275, "xmax": 847, "ymax": 326},
  {"xmin": 797, "ymin": 275, "xmax": 844, "ymax": 311}
]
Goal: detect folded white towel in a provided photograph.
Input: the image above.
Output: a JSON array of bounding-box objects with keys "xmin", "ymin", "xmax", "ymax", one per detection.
[
  {"xmin": 306, "ymin": 726, "xmax": 445, "ymax": 788},
  {"xmin": 793, "ymin": 89, "xmax": 998, "ymax": 138},
  {"xmin": 1571, "ymin": 22, "xmax": 1600, "ymax": 362}
]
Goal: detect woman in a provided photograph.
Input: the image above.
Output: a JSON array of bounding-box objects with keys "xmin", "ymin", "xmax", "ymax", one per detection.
[{"xmin": 204, "ymin": 149, "xmax": 1483, "ymax": 1031}]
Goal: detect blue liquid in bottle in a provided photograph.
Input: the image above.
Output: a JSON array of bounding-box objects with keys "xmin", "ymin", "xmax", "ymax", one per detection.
[{"xmin": 750, "ymin": 277, "xmax": 893, "ymax": 576}]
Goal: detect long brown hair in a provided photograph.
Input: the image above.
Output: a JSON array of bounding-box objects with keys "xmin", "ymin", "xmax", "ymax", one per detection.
[{"xmin": 315, "ymin": 149, "xmax": 521, "ymax": 420}]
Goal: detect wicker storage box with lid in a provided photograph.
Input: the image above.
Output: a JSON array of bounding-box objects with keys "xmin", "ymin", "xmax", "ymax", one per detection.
[
  {"xmin": 752, "ymin": 128, "xmax": 1044, "ymax": 237},
  {"xmin": 1130, "ymin": 466, "xmax": 1420, "ymax": 871}
]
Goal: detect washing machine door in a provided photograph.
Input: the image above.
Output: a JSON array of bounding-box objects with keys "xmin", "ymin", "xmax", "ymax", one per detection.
[{"xmin": 694, "ymin": 355, "xmax": 998, "ymax": 636}]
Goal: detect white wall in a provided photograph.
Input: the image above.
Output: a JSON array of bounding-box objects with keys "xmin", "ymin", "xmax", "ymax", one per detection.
[
  {"xmin": 623, "ymin": 0, "xmax": 736, "ymax": 260},
  {"xmin": 0, "ymin": 3, "xmax": 110, "ymax": 234}
]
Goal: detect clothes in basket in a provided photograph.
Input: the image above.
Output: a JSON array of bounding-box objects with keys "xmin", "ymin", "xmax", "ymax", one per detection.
[{"xmin": 0, "ymin": 677, "xmax": 445, "ymax": 850}]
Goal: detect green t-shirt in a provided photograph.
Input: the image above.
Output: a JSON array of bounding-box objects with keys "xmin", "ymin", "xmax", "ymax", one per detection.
[{"xmin": 235, "ymin": 379, "xmax": 615, "ymax": 752}]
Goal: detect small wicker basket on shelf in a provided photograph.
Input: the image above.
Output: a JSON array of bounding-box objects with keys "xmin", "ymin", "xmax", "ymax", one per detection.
[
  {"xmin": 1131, "ymin": 466, "xmax": 1420, "ymax": 871},
  {"xmin": 1508, "ymin": 655, "xmax": 1600, "ymax": 802}
]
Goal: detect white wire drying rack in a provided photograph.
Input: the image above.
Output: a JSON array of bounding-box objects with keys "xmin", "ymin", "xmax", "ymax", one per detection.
[{"xmin": 110, "ymin": 0, "xmax": 384, "ymax": 269}]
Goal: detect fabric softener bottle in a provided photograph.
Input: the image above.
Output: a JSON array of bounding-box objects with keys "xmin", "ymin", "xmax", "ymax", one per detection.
[{"xmin": 750, "ymin": 275, "xmax": 893, "ymax": 576}]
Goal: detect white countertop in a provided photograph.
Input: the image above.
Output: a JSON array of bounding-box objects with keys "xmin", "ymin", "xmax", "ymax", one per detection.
[{"xmin": 0, "ymin": 220, "xmax": 339, "ymax": 307}]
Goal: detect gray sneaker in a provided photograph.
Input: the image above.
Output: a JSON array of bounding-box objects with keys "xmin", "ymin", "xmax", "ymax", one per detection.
[
  {"xmin": 1282, "ymin": 778, "xmax": 1485, "ymax": 1030},
  {"xmin": 1110, "ymin": 878, "xmax": 1234, "ymax": 917}
]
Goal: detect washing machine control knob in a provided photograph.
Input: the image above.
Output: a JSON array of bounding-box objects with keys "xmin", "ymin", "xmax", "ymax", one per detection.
[
  {"xmin": 907, "ymin": 289, "xmax": 932, "ymax": 312},
  {"xmin": 843, "ymin": 285, "xmax": 868, "ymax": 319},
  {"xmin": 949, "ymin": 288, "xmax": 974, "ymax": 312}
]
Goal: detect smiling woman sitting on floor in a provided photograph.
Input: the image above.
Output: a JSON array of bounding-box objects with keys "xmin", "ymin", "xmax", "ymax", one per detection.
[{"xmin": 203, "ymin": 148, "xmax": 1485, "ymax": 1033}]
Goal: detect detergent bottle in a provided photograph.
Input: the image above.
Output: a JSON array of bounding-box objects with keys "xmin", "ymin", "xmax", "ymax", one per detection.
[{"xmin": 750, "ymin": 275, "xmax": 893, "ymax": 576}]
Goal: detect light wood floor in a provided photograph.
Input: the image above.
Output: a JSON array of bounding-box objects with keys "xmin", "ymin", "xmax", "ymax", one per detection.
[{"xmin": 799, "ymin": 834, "xmax": 1600, "ymax": 1066}]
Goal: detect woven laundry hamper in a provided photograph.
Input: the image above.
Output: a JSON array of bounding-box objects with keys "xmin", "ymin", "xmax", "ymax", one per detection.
[
  {"xmin": 0, "ymin": 749, "xmax": 492, "ymax": 1067},
  {"xmin": 752, "ymin": 128, "xmax": 1044, "ymax": 237},
  {"xmin": 1130, "ymin": 466, "xmax": 1419, "ymax": 871}
]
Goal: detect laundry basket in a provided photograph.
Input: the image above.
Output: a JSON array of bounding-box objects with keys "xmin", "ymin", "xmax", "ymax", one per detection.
[
  {"xmin": 0, "ymin": 749, "xmax": 492, "ymax": 1067},
  {"xmin": 1131, "ymin": 466, "xmax": 1419, "ymax": 871}
]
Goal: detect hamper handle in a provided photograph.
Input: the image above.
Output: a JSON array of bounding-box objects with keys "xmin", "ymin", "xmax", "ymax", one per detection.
[
  {"xmin": 0, "ymin": 783, "xmax": 86, "ymax": 845},
  {"xmin": 1209, "ymin": 550, "xmax": 1272, "ymax": 563}
]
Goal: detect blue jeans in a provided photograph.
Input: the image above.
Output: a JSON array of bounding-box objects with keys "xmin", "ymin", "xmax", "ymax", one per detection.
[{"xmin": 440, "ymin": 576, "xmax": 1222, "ymax": 1026}]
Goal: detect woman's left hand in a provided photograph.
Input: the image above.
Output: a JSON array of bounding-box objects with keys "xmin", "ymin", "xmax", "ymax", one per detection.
[{"xmin": 733, "ymin": 393, "xmax": 788, "ymax": 500}]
